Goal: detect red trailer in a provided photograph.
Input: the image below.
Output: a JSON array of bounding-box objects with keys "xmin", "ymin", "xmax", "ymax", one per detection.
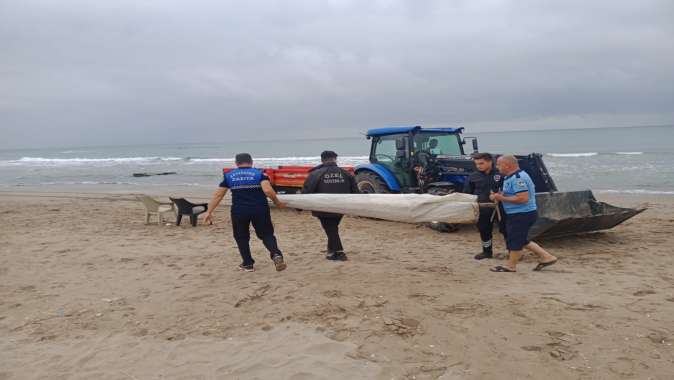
[{"xmin": 223, "ymin": 165, "xmax": 355, "ymax": 193}]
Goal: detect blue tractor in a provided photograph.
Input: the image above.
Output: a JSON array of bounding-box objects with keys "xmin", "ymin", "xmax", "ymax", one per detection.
[
  {"xmin": 354, "ymin": 125, "xmax": 556, "ymax": 195},
  {"xmin": 354, "ymin": 126, "xmax": 643, "ymax": 238}
]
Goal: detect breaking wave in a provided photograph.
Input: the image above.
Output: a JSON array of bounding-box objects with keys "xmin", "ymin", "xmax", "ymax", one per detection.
[
  {"xmin": 547, "ymin": 152, "xmax": 598, "ymax": 157},
  {"xmin": 9, "ymin": 156, "xmax": 184, "ymax": 165},
  {"xmin": 189, "ymin": 156, "xmax": 369, "ymax": 164},
  {"xmin": 597, "ymin": 189, "xmax": 674, "ymax": 195},
  {"xmin": 547, "ymin": 152, "xmax": 645, "ymax": 158},
  {"xmin": 1, "ymin": 156, "xmax": 370, "ymax": 166},
  {"xmin": 27, "ymin": 181, "xmax": 207, "ymax": 187}
]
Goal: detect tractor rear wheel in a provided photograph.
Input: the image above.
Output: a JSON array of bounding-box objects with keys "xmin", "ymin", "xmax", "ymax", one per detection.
[{"xmin": 356, "ymin": 171, "xmax": 390, "ymax": 194}]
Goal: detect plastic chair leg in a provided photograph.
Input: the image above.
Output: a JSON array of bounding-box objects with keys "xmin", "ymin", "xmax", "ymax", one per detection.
[
  {"xmin": 176, "ymin": 214, "xmax": 183, "ymax": 226},
  {"xmin": 190, "ymin": 215, "xmax": 197, "ymax": 227}
]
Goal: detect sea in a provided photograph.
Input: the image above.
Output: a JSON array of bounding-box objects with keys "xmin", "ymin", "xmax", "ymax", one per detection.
[{"xmin": 1, "ymin": 126, "xmax": 673, "ymax": 195}]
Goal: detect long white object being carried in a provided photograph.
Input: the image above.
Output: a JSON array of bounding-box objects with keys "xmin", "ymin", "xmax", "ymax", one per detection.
[{"xmin": 277, "ymin": 193, "xmax": 479, "ymax": 224}]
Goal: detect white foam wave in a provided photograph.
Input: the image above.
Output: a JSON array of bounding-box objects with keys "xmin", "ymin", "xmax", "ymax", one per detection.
[
  {"xmin": 0, "ymin": 155, "xmax": 371, "ymax": 168},
  {"xmin": 32, "ymin": 181, "xmax": 208, "ymax": 187},
  {"xmin": 187, "ymin": 158, "xmax": 234, "ymax": 162},
  {"xmin": 38, "ymin": 181, "xmax": 139, "ymax": 186},
  {"xmin": 597, "ymin": 189, "xmax": 674, "ymax": 195},
  {"xmin": 547, "ymin": 152, "xmax": 598, "ymax": 157},
  {"xmin": 189, "ymin": 156, "xmax": 369, "ymax": 163},
  {"xmin": 8, "ymin": 156, "xmax": 184, "ymax": 165},
  {"xmin": 548, "ymin": 152, "xmax": 646, "ymax": 158},
  {"xmin": 59, "ymin": 150, "xmax": 91, "ymax": 154}
]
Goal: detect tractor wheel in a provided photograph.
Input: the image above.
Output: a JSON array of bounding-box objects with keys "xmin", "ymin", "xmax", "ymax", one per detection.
[{"xmin": 356, "ymin": 171, "xmax": 390, "ymax": 194}]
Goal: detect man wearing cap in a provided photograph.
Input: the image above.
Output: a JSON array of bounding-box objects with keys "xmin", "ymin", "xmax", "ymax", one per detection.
[
  {"xmin": 204, "ymin": 153, "xmax": 287, "ymax": 273},
  {"xmin": 302, "ymin": 151, "xmax": 359, "ymax": 261}
]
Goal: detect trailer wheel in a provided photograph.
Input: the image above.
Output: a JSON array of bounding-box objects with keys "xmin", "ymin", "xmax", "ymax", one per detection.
[
  {"xmin": 427, "ymin": 186, "xmax": 455, "ymax": 196},
  {"xmin": 426, "ymin": 187, "xmax": 459, "ymax": 233},
  {"xmin": 427, "ymin": 221, "xmax": 459, "ymax": 233},
  {"xmin": 356, "ymin": 171, "xmax": 390, "ymax": 194}
]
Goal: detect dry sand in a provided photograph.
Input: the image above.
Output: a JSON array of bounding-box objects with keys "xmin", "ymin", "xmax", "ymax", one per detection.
[{"xmin": 0, "ymin": 191, "xmax": 673, "ymax": 379}]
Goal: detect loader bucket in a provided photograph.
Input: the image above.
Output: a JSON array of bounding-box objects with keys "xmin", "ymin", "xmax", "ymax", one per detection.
[{"xmin": 529, "ymin": 190, "xmax": 646, "ymax": 240}]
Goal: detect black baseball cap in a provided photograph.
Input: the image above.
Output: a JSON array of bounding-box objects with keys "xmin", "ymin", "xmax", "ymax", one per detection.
[{"xmin": 320, "ymin": 150, "xmax": 338, "ymax": 160}]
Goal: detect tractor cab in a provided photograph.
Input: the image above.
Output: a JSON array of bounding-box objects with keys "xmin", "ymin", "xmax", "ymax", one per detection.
[{"xmin": 357, "ymin": 126, "xmax": 477, "ymax": 194}]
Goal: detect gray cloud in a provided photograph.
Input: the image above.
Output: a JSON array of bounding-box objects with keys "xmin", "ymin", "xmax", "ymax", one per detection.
[{"xmin": 1, "ymin": 0, "xmax": 673, "ymax": 148}]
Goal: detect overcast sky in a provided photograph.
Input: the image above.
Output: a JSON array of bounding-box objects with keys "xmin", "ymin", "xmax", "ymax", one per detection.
[{"xmin": 1, "ymin": 0, "xmax": 673, "ymax": 148}]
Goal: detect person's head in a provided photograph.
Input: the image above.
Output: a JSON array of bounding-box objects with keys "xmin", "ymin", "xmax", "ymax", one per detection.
[
  {"xmin": 320, "ymin": 150, "xmax": 338, "ymax": 164},
  {"xmin": 471, "ymin": 152, "xmax": 493, "ymax": 173},
  {"xmin": 235, "ymin": 153, "xmax": 253, "ymax": 168},
  {"xmin": 429, "ymin": 139, "xmax": 438, "ymax": 149},
  {"xmin": 496, "ymin": 155, "xmax": 519, "ymax": 175}
]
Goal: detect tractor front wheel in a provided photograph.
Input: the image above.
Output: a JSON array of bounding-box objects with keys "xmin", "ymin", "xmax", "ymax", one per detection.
[{"xmin": 356, "ymin": 171, "xmax": 390, "ymax": 194}]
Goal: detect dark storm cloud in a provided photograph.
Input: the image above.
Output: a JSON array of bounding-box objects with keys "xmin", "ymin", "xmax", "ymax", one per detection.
[{"xmin": 1, "ymin": 0, "xmax": 673, "ymax": 148}]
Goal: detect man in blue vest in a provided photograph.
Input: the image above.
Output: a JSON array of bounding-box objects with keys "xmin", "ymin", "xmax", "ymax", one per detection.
[
  {"xmin": 204, "ymin": 153, "xmax": 287, "ymax": 273},
  {"xmin": 489, "ymin": 155, "xmax": 558, "ymax": 272}
]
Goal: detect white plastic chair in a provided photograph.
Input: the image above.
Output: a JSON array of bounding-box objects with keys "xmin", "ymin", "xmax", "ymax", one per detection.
[{"xmin": 137, "ymin": 195, "xmax": 176, "ymax": 225}]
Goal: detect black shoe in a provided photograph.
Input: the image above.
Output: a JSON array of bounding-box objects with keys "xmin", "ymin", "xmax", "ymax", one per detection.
[
  {"xmin": 238, "ymin": 264, "xmax": 255, "ymax": 272},
  {"xmin": 474, "ymin": 252, "xmax": 493, "ymax": 260},
  {"xmin": 326, "ymin": 251, "xmax": 348, "ymax": 261}
]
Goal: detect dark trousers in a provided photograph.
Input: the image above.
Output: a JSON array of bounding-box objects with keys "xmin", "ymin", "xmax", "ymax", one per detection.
[
  {"xmin": 476, "ymin": 206, "xmax": 507, "ymax": 253},
  {"xmin": 231, "ymin": 210, "xmax": 282, "ymax": 266},
  {"xmin": 318, "ymin": 216, "xmax": 343, "ymax": 253}
]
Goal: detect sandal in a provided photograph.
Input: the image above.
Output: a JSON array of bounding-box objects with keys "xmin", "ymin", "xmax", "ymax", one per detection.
[{"xmin": 533, "ymin": 259, "xmax": 558, "ymax": 271}]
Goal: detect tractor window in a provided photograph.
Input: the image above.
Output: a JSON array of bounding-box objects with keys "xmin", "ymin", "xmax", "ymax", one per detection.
[
  {"xmin": 413, "ymin": 133, "xmax": 462, "ymax": 156},
  {"xmin": 373, "ymin": 135, "xmax": 411, "ymax": 187},
  {"xmin": 373, "ymin": 136, "xmax": 402, "ymax": 163}
]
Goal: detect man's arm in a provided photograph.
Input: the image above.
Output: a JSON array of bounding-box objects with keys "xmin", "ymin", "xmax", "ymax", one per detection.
[
  {"xmin": 261, "ymin": 180, "xmax": 286, "ymax": 208},
  {"xmin": 204, "ymin": 187, "xmax": 227, "ymax": 224},
  {"xmin": 491, "ymin": 191, "xmax": 529, "ymax": 204}
]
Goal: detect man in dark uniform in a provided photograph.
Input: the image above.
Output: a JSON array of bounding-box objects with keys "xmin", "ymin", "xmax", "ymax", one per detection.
[
  {"xmin": 204, "ymin": 153, "xmax": 287, "ymax": 273},
  {"xmin": 302, "ymin": 150, "xmax": 359, "ymax": 261},
  {"xmin": 462, "ymin": 152, "xmax": 504, "ymax": 260}
]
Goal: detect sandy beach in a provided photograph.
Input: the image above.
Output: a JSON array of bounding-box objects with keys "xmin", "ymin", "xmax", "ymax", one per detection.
[{"xmin": 1, "ymin": 191, "xmax": 673, "ymax": 380}]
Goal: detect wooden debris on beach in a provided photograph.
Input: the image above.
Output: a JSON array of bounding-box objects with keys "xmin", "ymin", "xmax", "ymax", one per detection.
[{"xmin": 132, "ymin": 172, "xmax": 177, "ymax": 177}]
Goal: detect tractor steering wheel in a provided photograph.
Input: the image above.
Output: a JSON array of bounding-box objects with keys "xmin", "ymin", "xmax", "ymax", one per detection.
[{"xmin": 416, "ymin": 151, "xmax": 434, "ymax": 167}]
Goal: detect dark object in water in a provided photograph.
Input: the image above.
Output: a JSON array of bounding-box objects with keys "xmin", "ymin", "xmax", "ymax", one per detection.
[
  {"xmin": 132, "ymin": 172, "xmax": 177, "ymax": 177},
  {"xmin": 529, "ymin": 190, "xmax": 646, "ymax": 239}
]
